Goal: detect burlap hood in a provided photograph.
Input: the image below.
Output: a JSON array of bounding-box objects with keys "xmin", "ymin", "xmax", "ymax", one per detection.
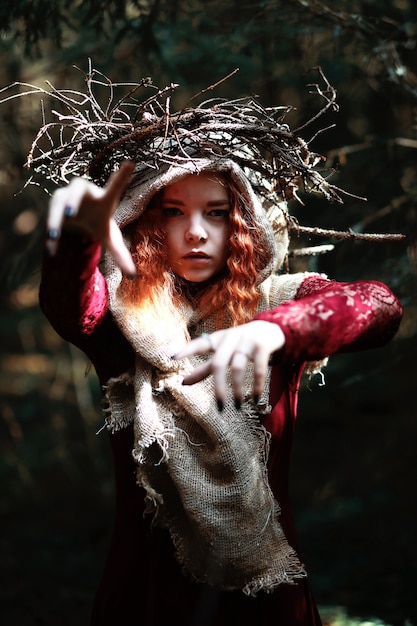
[
  {"xmin": 104, "ymin": 157, "xmax": 308, "ymax": 595},
  {"xmin": 111, "ymin": 156, "xmax": 289, "ymax": 277}
]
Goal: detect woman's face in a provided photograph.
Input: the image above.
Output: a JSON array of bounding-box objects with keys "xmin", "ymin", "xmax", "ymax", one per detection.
[{"xmin": 158, "ymin": 173, "xmax": 231, "ymax": 283}]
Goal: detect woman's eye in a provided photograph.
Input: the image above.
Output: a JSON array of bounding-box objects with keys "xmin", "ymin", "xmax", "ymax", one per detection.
[
  {"xmin": 208, "ymin": 209, "xmax": 229, "ymax": 219},
  {"xmin": 161, "ymin": 207, "xmax": 182, "ymax": 217}
]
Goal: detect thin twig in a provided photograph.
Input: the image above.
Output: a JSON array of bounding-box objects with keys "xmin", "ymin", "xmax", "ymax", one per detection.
[
  {"xmin": 187, "ymin": 68, "xmax": 240, "ymax": 104},
  {"xmin": 289, "ymin": 244, "xmax": 335, "ymax": 257},
  {"xmin": 290, "ymin": 223, "xmax": 405, "ymax": 241}
]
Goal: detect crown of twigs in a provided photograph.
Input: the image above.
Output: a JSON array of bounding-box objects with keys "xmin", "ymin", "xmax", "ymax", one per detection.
[
  {"xmin": 2, "ymin": 63, "xmax": 343, "ymax": 199},
  {"xmin": 0, "ymin": 61, "xmax": 403, "ymax": 249}
]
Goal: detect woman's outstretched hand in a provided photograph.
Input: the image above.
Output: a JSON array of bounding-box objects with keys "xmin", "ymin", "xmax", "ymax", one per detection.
[
  {"xmin": 46, "ymin": 161, "xmax": 137, "ymax": 277},
  {"xmin": 173, "ymin": 320, "xmax": 286, "ymax": 411}
]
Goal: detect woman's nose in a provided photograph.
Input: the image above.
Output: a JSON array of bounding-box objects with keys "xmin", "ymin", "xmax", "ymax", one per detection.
[{"xmin": 185, "ymin": 218, "xmax": 208, "ymax": 242}]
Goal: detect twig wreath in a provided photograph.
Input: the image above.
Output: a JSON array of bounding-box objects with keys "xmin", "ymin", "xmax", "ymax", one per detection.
[{"xmin": 0, "ymin": 60, "xmax": 404, "ymax": 254}]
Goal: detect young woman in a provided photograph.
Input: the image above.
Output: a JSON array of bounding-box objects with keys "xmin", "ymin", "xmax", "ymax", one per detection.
[{"xmin": 40, "ymin": 152, "xmax": 402, "ymax": 626}]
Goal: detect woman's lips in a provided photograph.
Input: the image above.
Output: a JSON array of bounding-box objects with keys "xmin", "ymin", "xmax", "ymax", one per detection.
[
  {"xmin": 183, "ymin": 251, "xmax": 210, "ymax": 259},
  {"xmin": 181, "ymin": 252, "xmax": 211, "ymax": 267}
]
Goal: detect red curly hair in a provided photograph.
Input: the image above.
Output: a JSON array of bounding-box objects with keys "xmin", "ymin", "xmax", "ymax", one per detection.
[{"xmin": 119, "ymin": 172, "xmax": 270, "ymax": 327}]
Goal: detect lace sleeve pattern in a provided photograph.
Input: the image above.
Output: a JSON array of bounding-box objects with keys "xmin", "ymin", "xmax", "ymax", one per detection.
[{"xmin": 255, "ymin": 275, "xmax": 403, "ymax": 363}]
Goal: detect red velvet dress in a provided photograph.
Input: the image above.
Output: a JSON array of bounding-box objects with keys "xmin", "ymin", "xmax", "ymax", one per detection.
[{"xmin": 39, "ymin": 231, "xmax": 402, "ymax": 626}]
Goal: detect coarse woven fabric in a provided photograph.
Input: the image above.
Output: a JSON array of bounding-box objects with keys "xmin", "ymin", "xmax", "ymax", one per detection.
[{"xmin": 104, "ymin": 158, "xmax": 308, "ymax": 594}]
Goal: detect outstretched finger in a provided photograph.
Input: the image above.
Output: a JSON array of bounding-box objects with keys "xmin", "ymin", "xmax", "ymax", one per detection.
[
  {"xmin": 229, "ymin": 350, "xmax": 251, "ymax": 409},
  {"xmin": 181, "ymin": 361, "xmax": 213, "ymax": 386},
  {"xmin": 46, "ymin": 189, "xmax": 67, "ymax": 255},
  {"xmin": 105, "ymin": 219, "xmax": 137, "ymax": 277},
  {"xmin": 251, "ymin": 346, "xmax": 271, "ymax": 401},
  {"xmin": 183, "ymin": 359, "xmax": 227, "ymax": 413},
  {"xmin": 173, "ymin": 334, "xmax": 214, "ymax": 360},
  {"xmin": 208, "ymin": 331, "xmax": 245, "ymax": 410},
  {"xmin": 174, "ymin": 333, "xmax": 229, "ymax": 410},
  {"xmin": 104, "ymin": 161, "xmax": 136, "ymax": 211},
  {"xmin": 46, "ymin": 179, "xmax": 96, "ymax": 254}
]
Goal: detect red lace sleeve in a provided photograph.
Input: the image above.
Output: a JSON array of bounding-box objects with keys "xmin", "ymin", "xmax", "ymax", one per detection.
[
  {"xmin": 39, "ymin": 229, "xmax": 109, "ymax": 345},
  {"xmin": 255, "ymin": 275, "xmax": 403, "ymax": 363}
]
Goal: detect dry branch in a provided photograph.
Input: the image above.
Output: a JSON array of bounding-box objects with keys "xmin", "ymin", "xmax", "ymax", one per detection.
[{"xmin": 289, "ymin": 223, "xmax": 405, "ymax": 242}]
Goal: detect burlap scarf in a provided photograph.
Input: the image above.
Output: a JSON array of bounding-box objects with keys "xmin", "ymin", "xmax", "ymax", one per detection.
[
  {"xmin": 104, "ymin": 269, "xmax": 309, "ymax": 595},
  {"xmin": 103, "ymin": 157, "xmax": 308, "ymax": 594}
]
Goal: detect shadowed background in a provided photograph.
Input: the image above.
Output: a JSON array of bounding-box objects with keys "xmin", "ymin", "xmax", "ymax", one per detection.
[{"xmin": 0, "ymin": 1, "xmax": 416, "ymax": 624}]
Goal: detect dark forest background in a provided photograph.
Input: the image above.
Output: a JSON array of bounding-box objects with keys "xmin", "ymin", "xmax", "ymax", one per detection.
[{"xmin": 0, "ymin": 1, "xmax": 416, "ymax": 625}]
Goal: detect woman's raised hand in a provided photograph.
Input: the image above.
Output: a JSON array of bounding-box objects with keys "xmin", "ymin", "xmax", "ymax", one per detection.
[
  {"xmin": 46, "ymin": 161, "xmax": 137, "ymax": 277},
  {"xmin": 173, "ymin": 320, "xmax": 286, "ymax": 411}
]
